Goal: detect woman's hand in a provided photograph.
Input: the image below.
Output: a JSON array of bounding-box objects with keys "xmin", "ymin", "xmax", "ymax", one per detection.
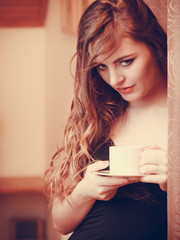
[
  {"xmin": 77, "ymin": 161, "xmax": 136, "ymax": 201},
  {"xmin": 139, "ymin": 146, "xmax": 167, "ymax": 191}
]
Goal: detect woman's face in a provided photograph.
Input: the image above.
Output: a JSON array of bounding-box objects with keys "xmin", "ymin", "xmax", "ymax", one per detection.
[{"xmin": 94, "ymin": 37, "xmax": 165, "ymax": 106}]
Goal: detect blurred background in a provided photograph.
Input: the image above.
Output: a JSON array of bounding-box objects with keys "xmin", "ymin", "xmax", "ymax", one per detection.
[{"xmin": 0, "ymin": 0, "xmax": 166, "ymax": 239}]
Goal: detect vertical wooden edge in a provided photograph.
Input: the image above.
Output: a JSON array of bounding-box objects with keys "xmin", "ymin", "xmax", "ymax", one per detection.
[
  {"xmin": 37, "ymin": 218, "xmax": 45, "ymax": 239},
  {"xmin": 39, "ymin": 0, "xmax": 49, "ymax": 26},
  {"xmin": 60, "ymin": 0, "xmax": 72, "ymax": 34},
  {"xmin": 167, "ymin": 0, "xmax": 180, "ymax": 239},
  {"xmin": 60, "ymin": 0, "xmax": 94, "ymax": 35}
]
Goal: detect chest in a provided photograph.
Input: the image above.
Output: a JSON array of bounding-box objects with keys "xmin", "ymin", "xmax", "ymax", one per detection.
[{"xmin": 112, "ymin": 108, "xmax": 168, "ymax": 150}]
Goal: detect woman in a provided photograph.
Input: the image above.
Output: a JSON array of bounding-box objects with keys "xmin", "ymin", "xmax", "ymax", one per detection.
[{"xmin": 45, "ymin": 0, "xmax": 167, "ymax": 239}]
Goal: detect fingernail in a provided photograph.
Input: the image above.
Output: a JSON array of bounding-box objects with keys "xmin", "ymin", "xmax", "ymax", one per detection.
[
  {"xmin": 122, "ymin": 179, "xmax": 128, "ymax": 184},
  {"xmin": 144, "ymin": 146, "xmax": 150, "ymax": 149}
]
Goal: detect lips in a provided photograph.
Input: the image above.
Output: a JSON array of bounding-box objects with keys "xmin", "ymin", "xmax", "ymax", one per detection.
[{"xmin": 117, "ymin": 84, "xmax": 135, "ymax": 94}]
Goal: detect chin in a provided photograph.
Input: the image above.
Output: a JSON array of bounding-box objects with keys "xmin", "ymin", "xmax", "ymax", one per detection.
[{"xmin": 122, "ymin": 95, "xmax": 141, "ymax": 103}]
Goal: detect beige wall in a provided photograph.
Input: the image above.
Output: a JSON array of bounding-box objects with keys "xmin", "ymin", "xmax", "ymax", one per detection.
[
  {"xmin": 45, "ymin": 0, "xmax": 76, "ymax": 239},
  {"xmin": 0, "ymin": 0, "xmax": 76, "ymax": 239},
  {"xmin": 45, "ymin": 0, "xmax": 76, "ymax": 166},
  {"xmin": 0, "ymin": 28, "xmax": 46, "ymax": 177},
  {"xmin": 0, "ymin": 0, "xmax": 76, "ymax": 177}
]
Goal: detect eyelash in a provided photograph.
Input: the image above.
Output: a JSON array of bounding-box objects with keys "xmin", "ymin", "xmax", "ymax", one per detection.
[
  {"xmin": 96, "ymin": 64, "xmax": 106, "ymax": 71},
  {"xmin": 121, "ymin": 58, "xmax": 134, "ymax": 66},
  {"xmin": 96, "ymin": 58, "xmax": 134, "ymax": 71}
]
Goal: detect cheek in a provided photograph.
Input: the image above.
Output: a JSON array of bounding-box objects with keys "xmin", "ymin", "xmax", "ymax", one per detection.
[
  {"xmin": 130, "ymin": 68, "xmax": 146, "ymax": 86},
  {"xmin": 144, "ymin": 63, "xmax": 157, "ymax": 88},
  {"xmin": 134, "ymin": 60, "xmax": 155, "ymax": 87}
]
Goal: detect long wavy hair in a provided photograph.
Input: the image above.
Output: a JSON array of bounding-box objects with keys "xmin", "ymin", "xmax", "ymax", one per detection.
[{"xmin": 44, "ymin": 0, "xmax": 167, "ymax": 204}]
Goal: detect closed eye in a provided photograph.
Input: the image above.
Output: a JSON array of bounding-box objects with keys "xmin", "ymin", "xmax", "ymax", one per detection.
[{"xmin": 120, "ymin": 58, "xmax": 134, "ymax": 67}]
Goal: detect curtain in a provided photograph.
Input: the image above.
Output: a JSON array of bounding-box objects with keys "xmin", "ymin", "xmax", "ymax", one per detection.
[
  {"xmin": 145, "ymin": 0, "xmax": 180, "ymax": 238},
  {"xmin": 146, "ymin": 0, "xmax": 180, "ymax": 238},
  {"xmin": 167, "ymin": 0, "xmax": 180, "ymax": 239}
]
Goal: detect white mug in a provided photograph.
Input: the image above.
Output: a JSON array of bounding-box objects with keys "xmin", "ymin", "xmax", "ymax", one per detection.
[{"xmin": 109, "ymin": 146, "xmax": 143, "ymax": 175}]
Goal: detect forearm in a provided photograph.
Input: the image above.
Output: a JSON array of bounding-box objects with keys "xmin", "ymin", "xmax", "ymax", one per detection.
[{"xmin": 52, "ymin": 181, "xmax": 96, "ymax": 235}]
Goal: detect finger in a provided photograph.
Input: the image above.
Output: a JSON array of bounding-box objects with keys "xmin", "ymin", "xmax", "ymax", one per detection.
[
  {"xmin": 87, "ymin": 161, "xmax": 109, "ymax": 173},
  {"xmin": 140, "ymin": 149, "xmax": 167, "ymax": 165},
  {"xmin": 97, "ymin": 175, "xmax": 141, "ymax": 187},
  {"xmin": 140, "ymin": 164, "xmax": 167, "ymax": 175},
  {"xmin": 96, "ymin": 176, "xmax": 129, "ymax": 186},
  {"xmin": 140, "ymin": 174, "xmax": 167, "ymax": 185},
  {"xmin": 143, "ymin": 145, "xmax": 161, "ymax": 150},
  {"xmin": 96, "ymin": 188, "xmax": 117, "ymax": 201}
]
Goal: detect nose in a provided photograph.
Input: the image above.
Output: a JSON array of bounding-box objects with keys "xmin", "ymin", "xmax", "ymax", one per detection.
[{"xmin": 109, "ymin": 68, "xmax": 125, "ymax": 88}]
